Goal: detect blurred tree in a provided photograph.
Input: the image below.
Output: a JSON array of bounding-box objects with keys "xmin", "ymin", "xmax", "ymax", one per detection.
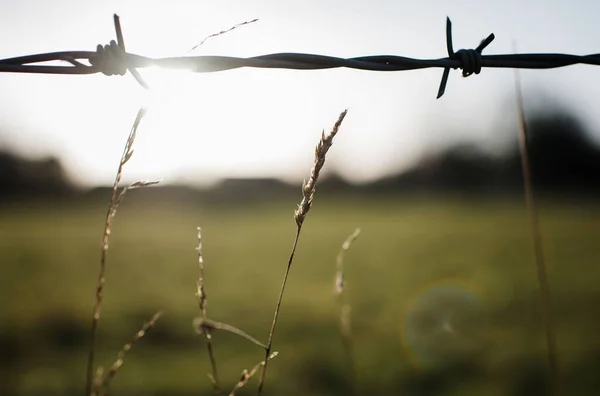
[
  {"xmin": 371, "ymin": 103, "xmax": 600, "ymax": 196},
  {"xmin": 0, "ymin": 151, "xmax": 74, "ymax": 200},
  {"xmin": 514, "ymin": 110, "xmax": 600, "ymax": 193}
]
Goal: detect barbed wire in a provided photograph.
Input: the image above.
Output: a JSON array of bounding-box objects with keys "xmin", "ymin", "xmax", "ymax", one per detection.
[{"xmin": 2, "ymin": 14, "xmax": 599, "ymax": 98}]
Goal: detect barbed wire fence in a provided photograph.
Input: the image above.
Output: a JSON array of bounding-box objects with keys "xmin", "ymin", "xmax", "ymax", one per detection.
[
  {"xmin": 1, "ymin": 13, "xmax": 577, "ymax": 396},
  {"xmin": 2, "ymin": 15, "xmax": 599, "ymax": 98}
]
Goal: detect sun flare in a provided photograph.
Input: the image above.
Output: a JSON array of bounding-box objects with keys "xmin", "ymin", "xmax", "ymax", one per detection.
[{"xmin": 127, "ymin": 66, "xmax": 286, "ymax": 185}]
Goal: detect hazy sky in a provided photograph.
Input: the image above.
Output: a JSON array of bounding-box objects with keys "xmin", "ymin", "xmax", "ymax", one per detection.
[{"xmin": 1, "ymin": 0, "xmax": 599, "ymax": 187}]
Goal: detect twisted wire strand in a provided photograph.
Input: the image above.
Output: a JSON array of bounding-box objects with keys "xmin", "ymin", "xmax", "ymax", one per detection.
[
  {"xmin": 3, "ymin": 52, "xmax": 600, "ymax": 72},
  {"xmin": 1, "ymin": 16, "xmax": 599, "ymax": 97}
]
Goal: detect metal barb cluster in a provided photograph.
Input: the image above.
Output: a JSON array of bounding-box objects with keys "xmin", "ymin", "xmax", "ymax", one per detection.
[
  {"xmin": 436, "ymin": 17, "xmax": 495, "ymax": 98},
  {"xmin": 89, "ymin": 40, "xmax": 127, "ymax": 76},
  {"xmin": 1, "ymin": 15, "xmax": 600, "ymax": 98}
]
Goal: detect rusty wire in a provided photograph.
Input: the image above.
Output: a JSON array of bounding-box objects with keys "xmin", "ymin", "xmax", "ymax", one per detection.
[{"xmin": 1, "ymin": 15, "xmax": 600, "ymax": 98}]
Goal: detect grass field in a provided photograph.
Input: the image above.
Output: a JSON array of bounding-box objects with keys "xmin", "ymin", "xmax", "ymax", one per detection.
[{"xmin": 1, "ymin": 194, "xmax": 599, "ymax": 395}]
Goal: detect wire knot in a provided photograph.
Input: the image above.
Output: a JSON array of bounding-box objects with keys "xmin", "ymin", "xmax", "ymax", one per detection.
[
  {"xmin": 87, "ymin": 14, "xmax": 148, "ymax": 89},
  {"xmin": 436, "ymin": 17, "xmax": 495, "ymax": 99},
  {"xmin": 89, "ymin": 40, "xmax": 127, "ymax": 76},
  {"xmin": 453, "ymin": 48, "xmax": 482, "ymax": 77}
]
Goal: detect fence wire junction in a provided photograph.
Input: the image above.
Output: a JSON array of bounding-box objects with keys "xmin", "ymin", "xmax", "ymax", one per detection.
[{"xmin": 1, "ymin": 15, "xmax": 600, "ymax": 98}]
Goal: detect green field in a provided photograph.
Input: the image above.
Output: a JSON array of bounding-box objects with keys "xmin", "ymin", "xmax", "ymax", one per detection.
[{"xmin": 1, "ymin": 194, "xmax": 599, "ymax": 395}]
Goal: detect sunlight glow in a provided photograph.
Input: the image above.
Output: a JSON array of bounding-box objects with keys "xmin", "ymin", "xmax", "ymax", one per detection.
[
  {"xmin": 3, "ymin": 1, "xmax": 599, "ymax": 187},
  {"xmin": 127, "ymin": 65, "xmax": 313, "ymax": 186}
]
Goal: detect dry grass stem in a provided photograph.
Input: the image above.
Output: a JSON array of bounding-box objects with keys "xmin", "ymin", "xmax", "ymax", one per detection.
[
  {"xmin": 257, "ymin": 109, "xmax": 348, "ymax": 395},
  {"xmin": 194, "ymin": 318, "xmax": 267, "ymax": 350},
  {"xmin": 188, "ymin": 18, "xmax": 259, "ymax": 54},
  {"xmin": 514, "ymin": 67, "xmax": 562, "ymax": 396},
  {"xmin": 334, "ymin": 228, "xmax": 361, "ymax": 393},
  {"xmin": 334, "ymin": 228, "xmax": 361, "ymax": 296},
  {"xmin": 98, "ymin": 311, "xmax": 163, "ymax": 395},
  {"xmin": 195, "ymin": 227, "xmax": 221, "ymax": 391},
  {"xmin": 294, "ymin": 110, "xmax": 348, "ymax": 227},
  {"xmin": 86, "ymin": 106, "xmax": 159, "ymax": 396},
  {"xmin": 91, "ymin": 367, "xmax": 104, "ymax": 396},
  {"xmin": 230, "ymin": 352, "xmax": 278, "ymax": 396}
]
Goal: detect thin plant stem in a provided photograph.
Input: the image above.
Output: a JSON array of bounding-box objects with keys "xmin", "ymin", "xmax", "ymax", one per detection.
[
  {"xmin": 195, "ymin": 227, "xmax": 220, "ymax": 391},
  {"xmin": 334, "ymin": 228, "xmax": 361, "ymax": 394},
  {"xmin": 229, "ymin": 352, "xmax": 278, "ymax": 396},
  {"xmin": 257, "ymin": 110, "xmax": 348, "ymax": 395},
  {"xmin": 98, "ymin": 311, "xmax": 163, "ymax": 395},
  {"xmin": 85, "ymin": 107, "xmax": 158, "ymax": 396},
  {"xmin": 187, "ymin": 19, "xmax": 259, "ymax": 54},
  {"xmin": 513, "ymin": 67, "xmax": 562, "ymax": 396},
  {"xmin": 257, "ymin": 228, "xmax": 301, "ymax": 395},
  {"xmin": 194, "ymin": 318, "xmax": 267, "ymax": 350}
]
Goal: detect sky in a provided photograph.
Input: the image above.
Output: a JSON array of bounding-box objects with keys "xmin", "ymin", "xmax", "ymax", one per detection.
[{"xmin": 1, "ymin": 0, "xmax": 599, "ymax": 187}]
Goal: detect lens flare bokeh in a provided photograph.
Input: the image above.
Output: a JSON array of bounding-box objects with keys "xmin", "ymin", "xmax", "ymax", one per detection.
[{"xmin": 401, "ymin": 279, "xmax": 488, "ymax": 370}]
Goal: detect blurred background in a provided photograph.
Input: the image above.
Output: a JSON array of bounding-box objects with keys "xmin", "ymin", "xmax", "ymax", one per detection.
[{"xmin": 1, "ymin": 1, "xmax": 600, "ymax": 395}]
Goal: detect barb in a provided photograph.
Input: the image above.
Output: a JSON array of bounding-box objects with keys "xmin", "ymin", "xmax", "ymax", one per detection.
[
  {"xmin": 437, "ymin": 17, "xmax": 495, "ymax": 98},
  {"xmin": 86, "ymin": 15, "xmax": 148, "ymax": 88},
  {"xmin": 1, "ymin": 16, "xmax": 599, "ymax": 97}
]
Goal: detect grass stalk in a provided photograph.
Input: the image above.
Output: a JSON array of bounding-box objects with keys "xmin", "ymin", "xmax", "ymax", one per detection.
[
  {"xmin": 98, "ymin": 311, "xmax": 163, "ymax": 395},
  {"xmin": 188, "ymin": 19, "xmax": 259, "ymax": 54},
  {"xmin": 195, "ymin": 227, "xmax": 221, "ymax": 391},
  {"xmin": 513, "ymin": 68, "xmax": 562, "ymax": 396},
  {"xmin": 334, "ymin": 228, "xmax": 361, "ymax": 393},
  {"xmin": 85, "ymin": 107, "xmax": 159, "ymax": 396},
  {"xmin": 194, "ymin": 318, "xmax": 267, "ymax": 350},
  {"xmin": 230, "ymin": 352, "xmax": 278, "ymax": 396},
  {"xmin": 256, "ymin": 109, "xmax": 348, "ymax": 395}
]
